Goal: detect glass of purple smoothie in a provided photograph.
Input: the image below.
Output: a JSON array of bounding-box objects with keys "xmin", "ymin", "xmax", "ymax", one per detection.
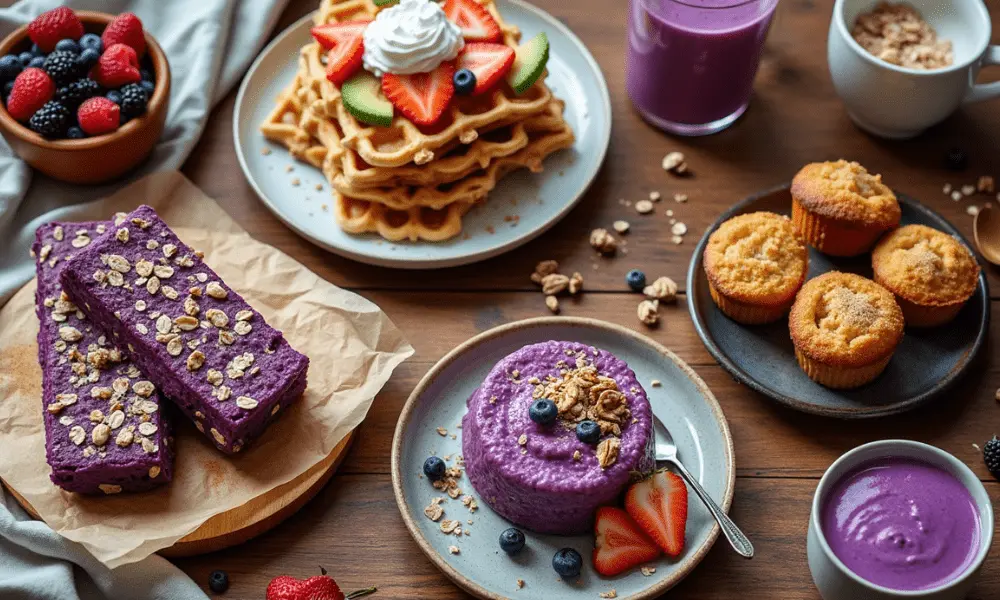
[{"xmin": 626, "ymin": 0, "xmax": 779, "ymax": 136}]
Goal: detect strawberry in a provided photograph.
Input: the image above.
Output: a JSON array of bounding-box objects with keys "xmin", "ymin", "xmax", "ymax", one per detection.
[
  {"xmin": 102, "ymin": 13, "xmax": 146, "ymax": 58},
  {"xmin": 27, "ymin": 7, "xmax": 84, "ymax": 53},
  {"xmin": 311, "ymin": 21, "xmax": 371, "ymax": 86},
  {"xmin": 77, "ymin": 97, "xmax": 120, "ymax": 136},
  {"xmin": 6, "ymin": 68, "xmax": 54, "ymax": 122},
  {"xmin": 593, "ymin": 507, "xmax": 662, "ymax": 577},
  {"xmin": 457, "ymin": 43, "xmax": 514, "ymax": 95},
  {"xmin": 310, "ymin": 20, "xmax": 370, "ymax": 50},
  {"xmin": 443, "ymin": 0, "xmax": 503, "ymax": 43},
  {"xmin": 624, "ymin": 470, "xmax": 689, "ymax": 557},
  {"xmin": 265, "ymin": 568, "xmax": 376, "ymax": 600},
  {"xmin": 91, "ymin": 43, "xmax": 141, "ymax": 89},
  {"xmin": 382, "ymin": 62, "xmax": 455, "ymax": 127}
]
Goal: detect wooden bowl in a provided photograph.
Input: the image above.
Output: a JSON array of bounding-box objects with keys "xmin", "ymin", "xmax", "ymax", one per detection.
[{"xmin": 0, "ymin": 11, "xmax": 170, "ymax": 185}]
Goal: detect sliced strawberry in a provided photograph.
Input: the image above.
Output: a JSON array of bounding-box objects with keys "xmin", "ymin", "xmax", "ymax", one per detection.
[
  {"xmin": 443, "ymin": 0, "xmax": 502, "ymax": 43},
  {"xmin": 325, "ymin": 39, "xmax": 364, "ymax": 86},
  {"xmin": 457, "ymin": 43, "xmax": 514, "ymax": 95},
  {"xmin": 310, "ymin": 20, "xmax": 371, "ymax": 50},
  {"xmin": 593, "ymin": 507, "xmax": 662, "ymax": 577},
  {"xmin": 382, "ymin": 63, "xmax": 455, "ymax": 127},
  {"xmin": 624, "ymin": 470, "xmax": 688, "ymax": 557}
]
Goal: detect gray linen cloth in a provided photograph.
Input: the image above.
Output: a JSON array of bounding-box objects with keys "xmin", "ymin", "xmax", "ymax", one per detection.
[{"xmin": 0, "ymin": 0, "xmax": 291, "ymax": 597}]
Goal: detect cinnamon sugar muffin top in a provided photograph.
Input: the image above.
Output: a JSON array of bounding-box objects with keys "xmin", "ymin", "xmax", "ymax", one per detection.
[
  {"xmin": 872, "ymin": 224, "xmax": 979, "ymax": 306},
  {"xmin": 789, "ymin": 272, "xmax": 904, "ymax": 367},
  {"xmin": 703, "ymin": 212, "xmax": 808, "ymax": 305},
  {"xmin": 791, "ymin": 160, "xmax": 901, "ymax": 227}
]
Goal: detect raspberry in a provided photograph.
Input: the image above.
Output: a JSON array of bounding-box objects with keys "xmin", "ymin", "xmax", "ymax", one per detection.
[
  {"xmin": 56, "ymin": 78, "xmax": 100, "ymax": 108},
  {"xmin": 119, "ymin": 83, "xmax": 148, "ymax": 119},
  {"xmin": 27, "ymin": 7, "xmax": 84, "ymax": 54},
  {"xmin": 6, "ymin": 67, "xmax": 54, "ymax": 121},
  {"xmin": 28, "ymin": 100, "xmax": 69, "ymax": 138},
  {"xmin": 90, "ymin": 43, "xmax": 140, "ymax": 89},
  {"xmin": 42, "ymin": 51, "xmax": 80, "ymax": 85},
  {"xmin": 77, "ymin": 96, "xmax": 120, "ymax": 136},
  {"xmin": 102, "ymin": 13, "xmax": 146, "ymax": 58}
]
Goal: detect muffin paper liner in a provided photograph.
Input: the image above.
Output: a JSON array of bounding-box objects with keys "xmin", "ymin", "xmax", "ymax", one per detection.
[
  {"xmin": 708, "ymin": 280, "xmax": 791, "ymax": 325},
  {"xmin": 791, "ymin": 198, "xmax": 886, "ymax": 257},
  {"xmin": 793, "ymin": 348, "xmax": 893, "ymax": 389}
]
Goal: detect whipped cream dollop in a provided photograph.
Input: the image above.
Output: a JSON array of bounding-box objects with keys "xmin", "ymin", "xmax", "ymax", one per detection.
[{"xmin": 362, "ymin": 0, "xmax": 465, "ymax": 78}]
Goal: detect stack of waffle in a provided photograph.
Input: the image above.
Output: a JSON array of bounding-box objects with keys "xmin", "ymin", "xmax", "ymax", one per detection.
[{"xmin": 261, "ymin": 0, "xmax": 575, "ymax": 242}]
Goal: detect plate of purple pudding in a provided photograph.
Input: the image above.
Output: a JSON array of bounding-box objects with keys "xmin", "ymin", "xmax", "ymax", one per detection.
[{"xmin": 391, "ymin": 317, "xmax": 734, "ymax": 600}]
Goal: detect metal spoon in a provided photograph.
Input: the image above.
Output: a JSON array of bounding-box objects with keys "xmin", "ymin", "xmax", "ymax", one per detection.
[
  {"xmin": 973, "ymin": 206, "xmax": 1000, "ymax": 266},
  {"xmin": 652, "ymin": 414, "xmax": 754, "ymax": 558}
]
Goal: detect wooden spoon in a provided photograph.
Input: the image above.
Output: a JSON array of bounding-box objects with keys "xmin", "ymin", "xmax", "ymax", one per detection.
[{"xmin": 973, "ymin": 206, "xmax": 1000, "ymax": 265}]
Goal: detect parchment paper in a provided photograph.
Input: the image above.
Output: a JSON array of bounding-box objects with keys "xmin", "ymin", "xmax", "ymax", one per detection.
[{"xmin": 0, "ymin": 171, "xmax": 414, "ymax": 568}]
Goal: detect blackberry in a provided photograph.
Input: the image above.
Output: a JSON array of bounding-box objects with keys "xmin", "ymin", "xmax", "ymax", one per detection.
[
  {"xmin": 119, "ymin": 83, "xmax": 149, "ymax": 119},
  {"xmin": 28, "ymin": 101, "xmax": 70, "ymax": 138},
  {"xmin": 42, "ymin": 51, "xmax": 80, "ymax": 85},
  {"xmin": 984, "ymin": 437, "xmax": 1000, "ymax": 479},
  {"xmin": 56, "ymin": 78, "xmax": 100, "ymax": 108}
]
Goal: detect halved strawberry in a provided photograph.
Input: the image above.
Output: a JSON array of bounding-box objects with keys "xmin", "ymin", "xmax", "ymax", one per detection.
[
  {"xmin": 382, "ymin": 63, "xmax": 455, "ymax": 127},
  {"xmin": 310, "ymin": 20, "xmax": 371, "ymax": 49},
  {"xmin": 311, "ymin": 21, "xmax": 371, "ymax": 85},
  {"xmin": 457, "ymin": 43, "xmax": 514, "ymax": 95},
  {"xmin": 593, "ymin": 507, "xmax": 662, "ymax": 577},
  {"xmin": 624, "ymin": 470, "xmax": 688, "ymax": 558},
  {"xmin": 443, "ymin": 0, "xmax": 502, "ymax": 43}
]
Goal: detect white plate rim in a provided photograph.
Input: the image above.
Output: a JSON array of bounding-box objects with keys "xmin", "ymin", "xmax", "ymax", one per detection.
[
  {"xmin": 232, "ymin": 0, "xmax": 612, "ymax": 269},
  {"xmin": 390, "ymin": 316, "xmax": 736, "ymax": 600}
]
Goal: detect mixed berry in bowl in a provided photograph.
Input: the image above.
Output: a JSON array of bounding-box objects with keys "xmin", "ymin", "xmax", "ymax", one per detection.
[{"xmin": 0, "ymin": 7, "xmax": 155, "ymax": 139}]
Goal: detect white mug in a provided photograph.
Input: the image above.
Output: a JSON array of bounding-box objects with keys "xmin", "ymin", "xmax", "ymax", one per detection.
[{"xmin": 828, "ymin": 0, "xmax": 1000, "ymax": 139}]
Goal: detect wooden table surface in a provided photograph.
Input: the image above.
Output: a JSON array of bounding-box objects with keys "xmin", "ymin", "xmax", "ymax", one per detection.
[{"xmin": 171, "ymin": 0, "xmax": 1000, "ymax": 597}]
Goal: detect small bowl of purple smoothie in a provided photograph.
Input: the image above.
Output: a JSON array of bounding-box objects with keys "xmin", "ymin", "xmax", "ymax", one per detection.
[{"xmin": 807, "ymin": 440, "xmax": 993, "ymax": 600}]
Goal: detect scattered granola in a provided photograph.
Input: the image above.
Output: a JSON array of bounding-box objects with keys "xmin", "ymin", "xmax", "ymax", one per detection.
[
  {"xmin": 673, "ymin": 193, "xmax": 688, "ymax": 203},
  {"xmin": 545, "ymin": 295, "xmax": 560, "ymax": 314},
  {"xmin": 516, "ymin": 579, "xmax": 524, "ymax": 590},
  {"xmin": 424, "ymin": 501, "xmax": 444, "ymax": 521},
  {"xmin": 967, "ymin": 205, "xmax": 980, "ymax": 217},
  {"xmin": 635, "ymin": 199, "xmax": 654, "ymax": 215},
  {"xmin": 643, "ymin": 276, "xmax": 678, "ymax": 302},
  {"xmin": 448, "ymin": 545, "xmax": 460, "ymax": 555},
  {"xmin": 661, "ymin": 151, "xmax": 685, "ymax": 174},
  {"xmin": 962, "ymin": 184, "xmax": 976, "ymax": 197},
  {"xmin": 530, "ymin": 260, "xmax": 560, "ymax": 285},
  {"xmin": 978, "ymin": 176, "xmax": 995, "ymax": 194},
  {"xmin": 670, "ymin": 222, "xmax": 688, "ymax": 236},
  {"xmin": 648, "ymin": 191, "xmax": 661, "ymax": 202},
  {"xmin": 568, "ymin": 272, "xmax": 584, "ymax": 295},
  {"xmin": 637, "ymin": 300, "xmax": 659, "ymax": 326},
  {"xmin": 590, "ymin": 228, "xmax": 617, "ymax": 254},
  {"xmin": 612, "ymin": 220, "xmax": 630, "ymax": 234},
  {"xmin": 640, "ymin": 566, "xmax": 656, "ymax": 577},
  {"xmin": 651, "ymin": 380, "xmax": 662, "ymax": 387},
  {"xmin": 599, "ymin": 590, "xmax": 617, "ymax": 599},
  {"xmin": 541, "ymin": 273, "xmax": 570, "ymax": 295},
  {"xmin": 852, "ymin": 2, "xmax": 953, "ymax": 70},
  {"xmin": 436, "ymin": 426, "xmax": 448, "ymax": 436}
]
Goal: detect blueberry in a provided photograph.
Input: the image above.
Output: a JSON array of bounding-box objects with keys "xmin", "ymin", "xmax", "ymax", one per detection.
[
  {"xmin": 28, "ymin": 56, "xmax": 46, "ymax": 69},
  {"xmin": 499, "ymin": 527, "xmax": 526, "ymax": 555},
  {"xmin": 141, "ymin": 68, "xmax": 154, "ymax": 82},
  {"xmin": 77, "ymin": 48, "xmax": 100, "ymax": 69},
  {"xmin": 30, "ymin": 44, "xmax": 43, "ymax": 57},
  {"xmin": 529, "ymin": 398, "xmax": 558, "ymax": 425},
  {"xmin": 208, "ymin": 570, "xmax": 229, "ymax": 593},
  {"xmin": 18, "ymin": 52, "xmax": 33, "ymax": 66},
  {"xmin": 140, "ymin": 80, "xmax": 155, "ymax": 95},
  {"xmin": 945, "ymin": 147, "xmax": 968, "ymax": 171},
  {"xmin": 552, "ymin": 548, "xmax": 583, "ymax": 579},
  {"xmin": 626, "ymin": 269, "xmax": 646, "ymax": 292},
  {"xmin": 0, "ymin": 55, "xmax": 22, "ymax": 81},
  {"xmin": 3, "ymin": 81, "xmax": 14, "ymax": 96},
  {"xmin": 79, "ymin": 33, "xmax": 102, "ymax": 54},
  {"xmin": 423, "ymin": 456, "xmax": 446, "ymax": 481},
  {"xmin": 66, "ymin": 126, "xmax": 85, "ymax": 139},
  {"xmin": 106, "ymin": 90, "xmax": 122, "ymax": 105},
  {"xmin": 575, "ymin": 420, "xmax": 601, "ymax": 444},
  {"xmin": 54, "ymin": 39, "xmax": 80, "ymax": 54},
  {"xmin": 453, "ymin": 68, "xmax": 476, "ymax": 96}
]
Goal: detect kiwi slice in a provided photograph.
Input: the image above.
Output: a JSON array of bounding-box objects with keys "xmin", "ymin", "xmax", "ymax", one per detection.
[
  {"xmin": 341, "ymin": 72, "xmax": 394, "ymax": 128},
  {"xmin": 507, "ymin": 32, "xmax": 549, "ymax": 95}
]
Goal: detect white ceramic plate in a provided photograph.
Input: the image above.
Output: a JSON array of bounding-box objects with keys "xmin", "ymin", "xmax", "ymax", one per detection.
[
  {"xmin": 391, "ymin": 318, "xmax": 735, "ymax": 600},
  {"xmin": 233, "ymin": 1, "xmax": 611, "ymax": 269}
]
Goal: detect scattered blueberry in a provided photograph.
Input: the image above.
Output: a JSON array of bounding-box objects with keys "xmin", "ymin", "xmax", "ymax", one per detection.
[
  {"xmin": 423, "ymin": 456, "xmax": 447, "ymax": 481},
  {"xmin": 29, "ymin": 44, "xmax": 43, "ymax": 57},
  {"xmin": 0, "ymin": 55, "xmax": 22, "ymax": 81},
  {"xmin": 77, "ymin": 48, "xmax": 100, "ymax": 69},
  {"xmin": 54, "ymin": 39, "xmax": 80, "ymax": 54},
  {"xmin": 106, "ymin": 90, "xmax": 122, "ymax": 105},
  {"xmin": 626, "ymin": 269, "xmax": 646, "ymax": 292},
  {"xmin": 208, "ymin": 570, "xmax": 230, "ymax": 594},
  {"xmin": 28, "ymin": 101, "xmax": 70, "ymax": 138},
  {"xmin": 552, "ymin": 548, "xmax": 583, "ymax": 579},
  {"xmin": 17, "ymin": 52, "xmax": 33, "ymax": 66},
  {"xmin": 529, "ymin": 398, "xmax": 558, "ymax": 425},
  {"xmin": 119, "ymin": 83, "xmax": 148, "ymax": 119},
  {"xmin": 42, "ymin": 51, "xmax": 80, "ymax": 85},
  {"xmin": 66, "ymin": 126, "xmax": 85, "ymax": 139},
  {"xmin": 3, "ymin": 81, "xmax": 14, "ymax": 97},
  {"xmin": 945, "ymin": 147, "xmax": 968, "ymax": 171},
  {"xmin": 140, "ymin": 68, "xmax": 154, "ymax": 82},
  {"xmin": 499, "ymin": 527, "xmax": 526, "ymax": 555},
  {"xmin": 575, "ymin": 420, "xmax": 601, "ymax": 444},
  {"xmin": 79, "ymin": 33, "xmax": 102, "ymax": 54},
  {"xmin": 984, "ymin": 436, "xmax": 1000, "ymax": 480},
  {"xmin": 140, "ymin": 79, "xmax": 155, "ymax": 95},
  {"xmin": 453, "ymin": 68, "xmax": 476, "ymax": 96},
  {"xmin": 28, "ymin": 56, "xmax": 46, "ymax": 69}
]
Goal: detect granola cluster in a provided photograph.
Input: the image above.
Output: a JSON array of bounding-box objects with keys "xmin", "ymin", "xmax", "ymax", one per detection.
[{"xmin": 852, "ymin": 2, "xmax": 953, "ymax": 70}]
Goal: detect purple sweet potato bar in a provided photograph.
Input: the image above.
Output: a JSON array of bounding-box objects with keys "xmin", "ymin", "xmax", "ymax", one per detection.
[
  {"xmin": 33, "ymin": 221, "xmax": 174, "ymax": 495},
  {"xmin": 59, "ymin": 206, "xmax": 309, "ymax": 454}
]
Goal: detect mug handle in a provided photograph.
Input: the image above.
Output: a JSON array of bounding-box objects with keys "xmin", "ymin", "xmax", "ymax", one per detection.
[{"xmin": 964, "ymin": 45, "xmax": 1000, "ymax": 104}]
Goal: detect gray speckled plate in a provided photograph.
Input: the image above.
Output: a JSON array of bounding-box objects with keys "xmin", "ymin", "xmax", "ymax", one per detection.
[
  {"xmin": 233, "ymin": 0, "xmax": 610, "ymax": 269},
  {"xmin": 391, "ymin": 317, "xmax": 734, "ymax": 600},
  {"xmin": 687, "ymin": 185, "xmax": 990, "ymax": 419}
]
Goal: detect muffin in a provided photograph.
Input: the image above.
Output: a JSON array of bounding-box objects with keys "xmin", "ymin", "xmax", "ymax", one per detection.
[
  {"xmin": 703, "ymin": 211, "xmax": 809, "ymax": 324},
  {"xmin": 791, "ymin": 160, "xmax": 901, "ymax": 256},
  {"xmin": 872, "ymin": 224, "xmax": 980, "ymax": 327},
  {"xmin": 789, "ymin": 272, "xmax": 904, "ymax": 389}
]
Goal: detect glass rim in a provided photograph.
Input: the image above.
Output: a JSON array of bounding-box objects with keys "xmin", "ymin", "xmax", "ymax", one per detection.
[{"xmin": 640, "ymin": 0, "xmax": 773, "ymax": 9}]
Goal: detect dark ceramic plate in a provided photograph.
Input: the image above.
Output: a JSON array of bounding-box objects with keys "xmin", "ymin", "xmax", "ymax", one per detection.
[{"xmin": 687, "ymin": 185, "xmax": 990, "ymax": 419}]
